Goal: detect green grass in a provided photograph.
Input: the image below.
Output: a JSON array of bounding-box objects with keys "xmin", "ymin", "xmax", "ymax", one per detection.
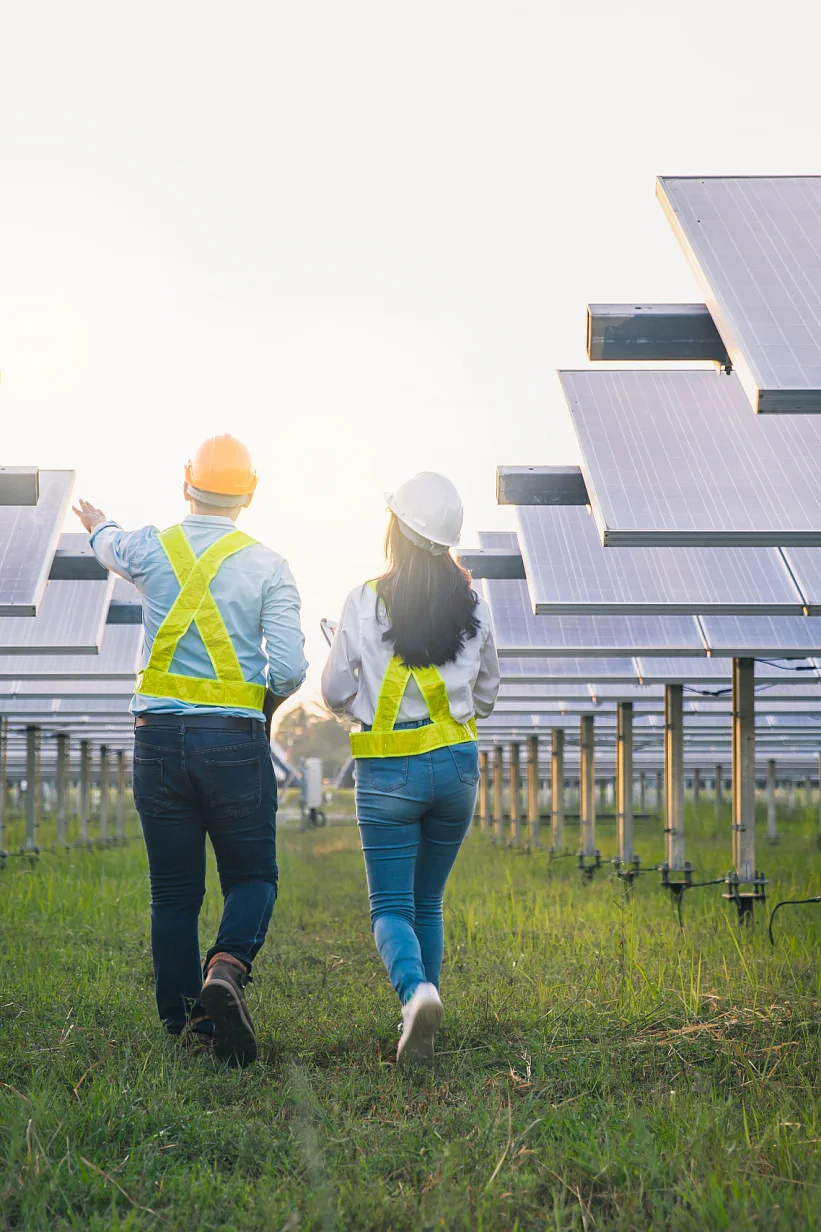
[{"xmin": 2, "ymin": 797, "xmax": 821, "ymax": 1229}]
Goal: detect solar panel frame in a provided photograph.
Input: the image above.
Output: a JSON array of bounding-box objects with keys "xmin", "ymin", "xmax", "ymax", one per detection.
[
  {"xmin": 657, "ymin": 177, "xmax": 821, "ymax": 414},
  {"xmin": 560, "ymin": 370, "xmax": 821, "ymax": 545},
  {"xmin": 515, "ymin": 504, "xmax": 804, "ymax": 614},
  {"xmin": 0, "ymin": 470, "xmax": 74, "ymax": 614},
  {"xmin": 498, "ymin": 656, "xmax": 641, "ymax": 683},
  {"xmin": 481, "ymin": 576, "xmax": 707, "ymax": 657},
  {"xmin": 0, "ymin": 578, "xmax": 114, "ymax": 655},
  {"xmin": 0, "ymin": 623, "xmax": 143, "ymax": 680},
  {"xmin": 699, "ymin": 615, "xmax": 821, "ymax": 657}
]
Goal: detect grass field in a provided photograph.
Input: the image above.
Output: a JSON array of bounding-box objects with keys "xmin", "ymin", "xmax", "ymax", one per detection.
[{"xmin": 2, "ymin": 793, "xmax": 821, "ymax": 1230}]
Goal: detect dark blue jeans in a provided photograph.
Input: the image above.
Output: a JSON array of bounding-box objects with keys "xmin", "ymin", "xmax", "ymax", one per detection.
[
  {"xmin": 356, "ymin": 737, "xmax": 479, "ymax": 1004},
  {"xmin": 133, "ymin": 722, "xmax": 278, "ymax": 1036}
]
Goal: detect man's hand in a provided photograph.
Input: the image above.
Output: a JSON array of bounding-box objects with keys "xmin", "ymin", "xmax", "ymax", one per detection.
[{"xmin": 72, "ymin": 499, "xmax": 109, "ymax": 534}]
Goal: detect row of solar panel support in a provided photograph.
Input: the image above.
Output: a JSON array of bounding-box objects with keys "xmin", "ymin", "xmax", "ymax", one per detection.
[
  {"xmin": 0, "ymin": 718, "xmax": 132, "ymax": 864},
  {"xmin": 472, "ymin": 663, "xmax": 821, "ymax": 918}
]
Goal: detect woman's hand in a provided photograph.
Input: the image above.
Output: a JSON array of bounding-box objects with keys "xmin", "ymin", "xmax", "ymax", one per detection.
[{"xmin": 72, "ymin": 498, "xmax": 108, "ymax": 534}]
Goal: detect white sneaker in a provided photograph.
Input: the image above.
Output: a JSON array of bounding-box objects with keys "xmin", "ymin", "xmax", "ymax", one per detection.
[{"xmin": 397, "ymin": 983, "xmax": 443, "ymax": 1066}]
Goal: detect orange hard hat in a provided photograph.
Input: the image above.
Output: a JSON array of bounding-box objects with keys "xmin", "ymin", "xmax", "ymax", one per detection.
[{"xmin": 185, "ymin": 434, "xmax": 258, "ymax": 499}]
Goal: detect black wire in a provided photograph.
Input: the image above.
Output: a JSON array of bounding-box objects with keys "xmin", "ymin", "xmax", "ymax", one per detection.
[
  {"xmin": 682, "ymin": 685, "xmax": 732, "ymax": 697},
  {"xmin": 754, "ymin": 659, "xmax": 818, "ymax": 672},
  {"xmin": 767, "ymin": 897, "xmax": 821, "ymax": 946},
  {"xmin": 676, "ymin": 877, "xmax": 728, "ymax": 928}
]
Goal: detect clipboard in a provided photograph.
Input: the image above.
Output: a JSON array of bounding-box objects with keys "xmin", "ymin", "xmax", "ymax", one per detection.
[{"xmin": 320, "ymin": 618, "xmax": 337, "ymax": 646}]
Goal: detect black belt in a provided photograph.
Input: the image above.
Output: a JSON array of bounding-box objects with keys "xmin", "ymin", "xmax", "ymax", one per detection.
[{"xmin": 135, "ymin": 714, "xmax": 264, "ymax": 734}]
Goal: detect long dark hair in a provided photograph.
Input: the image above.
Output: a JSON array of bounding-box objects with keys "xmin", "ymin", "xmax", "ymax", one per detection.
[{"xmin": 374, "ymin": 514, "xmax": 481, "ymax": 668}]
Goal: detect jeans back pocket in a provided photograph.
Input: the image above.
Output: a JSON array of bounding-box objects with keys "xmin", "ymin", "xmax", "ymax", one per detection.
[
  {"xmin": 205, "ymin": 755, "xmax": 262, "ymax": 819},
  {"xmin": 133, "ymin": 754, "xmax": 171, "ymax": 815},
  {"xmin": 364, "ymin": 756, "xmax": 409, "ymax": 793},
  {"xmin": 449, "ymin": 743, "xmax": 479, "ymax": 785}
]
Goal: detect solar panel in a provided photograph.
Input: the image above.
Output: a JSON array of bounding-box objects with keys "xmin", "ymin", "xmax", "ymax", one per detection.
[
  {"xmin": 560, "ymin": 370, "xmax": 821, "ymax": 545},
  {"xmin": 498, "ymin": 656, "xmax": 641, "ymax": 682},
  {"xmin": 657, "ymin": 177, "xmax": 821, "ymax": 414},
  {"xmin": 481, "ymin": 577, "xmax": 706, "ymax": 657},
  {"xmin": 515, "ymin": 505, "xmax": 803, "ymax": 614},
  {"xmin": 0, "ymin": 470, "xmax": 74, "ymax": 614},
  {"xmin": 0, "ymin": 679, "xmax": 133, "ymax": 699},
  {"xmin": 0, "ymin": 578, "xmax": 114, "ymax": 655},
  {"xmin": 0, "ymin": 623, "xmax": 143, "ymax": 679},
  {"xmin": 699, "ymin": 616, "xmax": 821, "ymax": 657},
  {"xmin": 778, "ymin": 549, "xmax": 821, "ymax": 614},
  {"xmin": 635, "ymin": 656, "xmax": 820, "ymax": 683},
  {"xmin": 0, "ymin": 698, "xmax": 130, "ymax": 715},
  {"xmin": 498, "ymin": 683, "xmax": 598, "ymax": 699}
]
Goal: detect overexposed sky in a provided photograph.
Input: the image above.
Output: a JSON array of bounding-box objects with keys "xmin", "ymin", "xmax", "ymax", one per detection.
[{"xmin": 1, "ymin": 2, "xmax": 818, "ymax": 702}]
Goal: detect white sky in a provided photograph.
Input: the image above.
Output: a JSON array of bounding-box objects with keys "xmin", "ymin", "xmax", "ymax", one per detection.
[{"xmin": 1, "ymin": 1, "xmax": 819, "ymax": 704}]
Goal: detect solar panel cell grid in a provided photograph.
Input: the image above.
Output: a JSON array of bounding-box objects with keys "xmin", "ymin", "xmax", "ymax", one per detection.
[
  {"xmin": 0, "ymin": 470, "xmax": 74, "ymax": 614},
  {"xmin": 0, "ymin": 618, "xmax": 142, "ymax": 678},
  {"xmin": 0, "ymin": 579, "xmax": 114, "ymax": 655},
  {"xmin": 516, "ymin": 504, "xmax": 803, "ymax": 613},
  {"xmin": 560, "ymin": 370, "xmax": 821, "ymax": 544},
  {"xmin": 658, "ymin": 177, "xmax": 821, "ymax": 413}
]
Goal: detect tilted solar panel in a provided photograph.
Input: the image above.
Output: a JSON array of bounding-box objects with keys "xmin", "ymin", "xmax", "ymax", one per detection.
[
  {"xmin": 635, "ymin": 655, "xmax": 820, "ymax": 682},
  {"xmin": 498, "ymin": 655, "xmax": 640, "ymax": 682},
  {"xmin": 658, "ymin": 177, "xmax": 821, "ymax": 414},
  {"xmin": 0, "ymin": 623, "xmax": 143, "ymax": 679},
  {"xmin": 0, "ymin": 578, "xmax": 114, "ymax": 655},
  {"xmin": 516, "ymin": 504, "xmax": 804, "ymax": 614},
  {"xmin": 560, "ymin": 370, "xmax": 821, "ymax": 545},
  {"xmin": 699, "ymin": 615, "xmax": 821, "ymax": 657},
  {"xmin": 481, "ymin": 576, "xmax": 706, "ymax": 657},
  {"xmin": 0, "ymin": 470, "xmax": 74, "ymax": 614}
]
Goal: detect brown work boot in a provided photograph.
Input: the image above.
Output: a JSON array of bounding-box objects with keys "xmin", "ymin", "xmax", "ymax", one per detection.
[{"xmin": 199, "ymin": 953, "xmax": 257, "ymax": 1067}]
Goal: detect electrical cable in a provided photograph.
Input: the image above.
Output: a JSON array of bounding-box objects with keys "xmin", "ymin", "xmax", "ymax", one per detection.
[{"xmin": 767, "ymin": 896, "xmax": 821, "ymax": 946}]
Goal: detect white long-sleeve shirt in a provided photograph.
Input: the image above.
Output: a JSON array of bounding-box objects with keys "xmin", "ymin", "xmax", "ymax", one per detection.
[{"xmin": 321, "ymin": 582, "xmax": 500, "ymax": 726}]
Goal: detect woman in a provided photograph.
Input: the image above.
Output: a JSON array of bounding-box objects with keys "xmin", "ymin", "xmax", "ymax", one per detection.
[{"xmin": 321, "ymin": 472, "xmax": 500, "ymax": 1064}]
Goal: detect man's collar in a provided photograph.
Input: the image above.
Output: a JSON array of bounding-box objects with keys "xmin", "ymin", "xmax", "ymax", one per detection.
[{"xmin": 182, "ymin": 513, "xmax": 237, "ymax": 525}]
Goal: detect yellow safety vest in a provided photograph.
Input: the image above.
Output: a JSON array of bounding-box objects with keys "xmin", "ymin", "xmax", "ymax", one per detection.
[
  {"xmin": 135, "ymin": 524, "xmax": 266, "ymax": 713},
  {"xmin": 349, "ymin": 583, "xmax": 477, "ymax": 758}
]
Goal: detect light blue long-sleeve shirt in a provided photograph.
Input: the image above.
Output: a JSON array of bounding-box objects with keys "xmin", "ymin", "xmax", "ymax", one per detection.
[{"xmin": 90, "ymin": 514, "xmax": 308, "ymax": 719}]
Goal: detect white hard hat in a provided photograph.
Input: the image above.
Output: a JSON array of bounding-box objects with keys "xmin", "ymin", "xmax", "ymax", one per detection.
[{"xmin": 384, "ymin": 471, "xmax": 464, "ymax": 548}]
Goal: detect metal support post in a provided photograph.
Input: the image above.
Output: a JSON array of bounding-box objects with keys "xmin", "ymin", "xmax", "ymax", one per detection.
[
  {"xmin": 638, "ymin": 771, "xmax": 646, "ymax": 813},
  {"xmin": 550, "ymin": 729, "xmax": 565, "ymax": 852},
  {"xmin": 0, "ymin": 717, "xmax": 6, "ymax": 863},
  {"xmin": 664, "ymin": 685, "xmax": 685, "ymax": 870},
  {"xmin": 526, "ymin": 735, "xmax": 540, "ymax": 848},
  {"xmin": 23, "ymin": 726, "xmax": 41, "ymax": 852},
  {"xmin": 767, "ymin": 758, "xmax": 778, "ymax": 844},
  {"xmin": 56, "ymin": 734, "xmax": 70, "ymax": 847},
  {"xmin": 715, "ymin": 763, "xmax": 723, "ymax": 819},
  {"xmin": 116, "ymin": 750, "xmax": 127, "ymax": 841},
  {"xmin": 99, "ymin": 745, "xmax": 109, "ymax": 843},
  {"xmin": 657, "ymin": 768, "xmax": 665, "ymax": 817},
  {"xmin": 508, "ymin": 742, "xmax": 521, "ymax": 845},
  {"xmin": 79, "ymin": 740, "xmax": 91, "ymax": 844},
  {"xmin": 478, "ymin": 751, "xmax": 490, "ymax": 831},
  {"xmin": 692, "ymin": 767, "xmax": 701, "ymax": 813},
  {"xmin": 732, "ymin": 657, "xmax": 756, "ymax": 882},
  {"xmin": 578, "ymin": 716, "xmax": 599, "ymax": 879},
  {"xmin": 492, "ymin": 745, "xmax": 504, "ymax": 843},
  {"xmin": 616, "ymin": 701, "xmax": 635, "ymax": 869}
]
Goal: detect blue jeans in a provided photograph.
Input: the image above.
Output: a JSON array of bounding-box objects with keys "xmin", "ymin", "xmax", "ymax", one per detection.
[
  {"xmin": 133, "ymin": 722, "xmax": 278, "ymax": 1035},
  {"xmin": 355, "ymin": 734, "xmax": 479, "ymax": 1004}
]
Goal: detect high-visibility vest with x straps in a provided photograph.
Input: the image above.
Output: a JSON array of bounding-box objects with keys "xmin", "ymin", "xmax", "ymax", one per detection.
[
  {"xmin": 136, "ymin": 524, "xmax": 266, "ymax": 712},
  {"xmin": 349, "ymin": 583, "xmax": 477, "ymax": 758}
]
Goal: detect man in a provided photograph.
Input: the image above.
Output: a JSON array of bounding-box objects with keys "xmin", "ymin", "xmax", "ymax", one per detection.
[{"xmin": 74, "ymin": 434, "xmax": 307, "ymax": 1066}]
